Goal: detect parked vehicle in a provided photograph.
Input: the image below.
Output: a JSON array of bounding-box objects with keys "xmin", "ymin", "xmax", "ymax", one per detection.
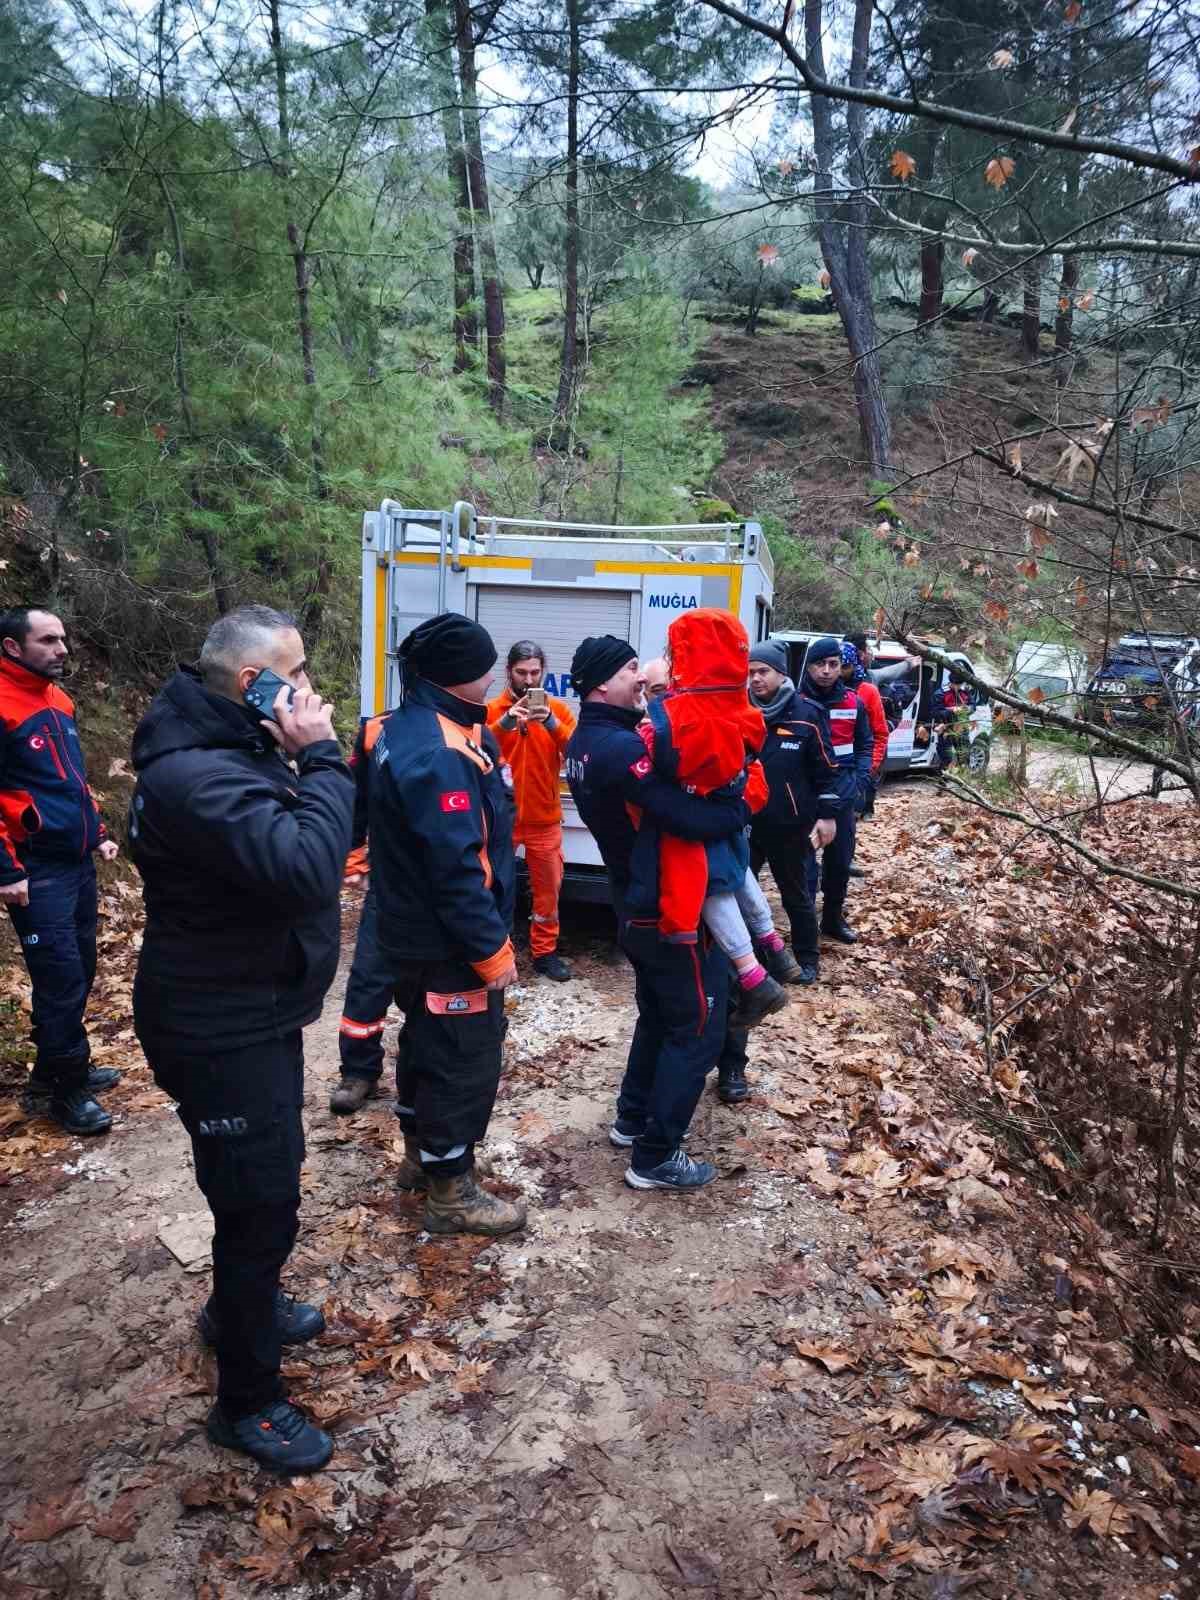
[
  {"xmin": 1012, "ymin": 640, "xmax": 1089, "ymax": 715},
  {"xmin": 360, "ymin": 499, "xmax": 775, "ymax": 900},
  {"xmin": 770, "ymin": 631, "xmax": 994, "ymax": 776},
  {"xmin": 1082, "ymin": 632, "xmax": 1200, "ymax": 730}
]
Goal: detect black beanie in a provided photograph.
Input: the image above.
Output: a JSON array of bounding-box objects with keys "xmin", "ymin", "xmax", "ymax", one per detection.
[
  {"xmin": 571, "ymin": 634, "xmax": 637, "ymax": 699},
  {"xmin": 398, "ymin": 612, "xmax": 497, "ymax": 689},
  {"xmin": 806, "ymin": 635, "xmax": 841, "ymax": 664}
]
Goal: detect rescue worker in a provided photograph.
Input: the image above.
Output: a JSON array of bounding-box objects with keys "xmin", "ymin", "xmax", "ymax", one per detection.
[
  {"xmin": 747, "ymin": 640, "xmax": 848, "ymax": 984},
  {"xmin": 327, "ymin": 713, "xmax": 394, "ymax": 1116},
  {"xmin": 641, "ymin": 657, "xmax": 670, "ymax": 700},
  {"xmin": 130, "ymin": 605, "xmax": 353, "ymax": 1474},
  {"xmin": 840, "ymin": 641, "xmax": 888, "ymax": 833},
  {"xmin": 368, "ymin": 612, "xmax": 525, "ymax": 1236},
  {"xmin": 565, "ymin": 635, "xmax": 754, "ymax": 1188},
  {"xmin": 0, "ymin": 608, "xmax": 121, "ymax": 1135},
  {"xmin": 487, "ymin": 640, "xmax": 576, "ymax": 982},
  {"xmin": 802, "ymin": 636, "xmax": 873, "ymax": 944}
]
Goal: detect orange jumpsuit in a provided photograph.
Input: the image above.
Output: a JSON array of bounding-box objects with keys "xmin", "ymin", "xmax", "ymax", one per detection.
[{"xmin": 486, "ymin": 687, "xmax": 577, "ymax": 957}]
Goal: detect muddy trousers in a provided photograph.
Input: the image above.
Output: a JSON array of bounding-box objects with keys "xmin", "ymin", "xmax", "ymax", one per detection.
[
  {"xmin": 391, "ymin": 958, "xmax": 507, "ymax": 1178},
  {"xmin": 6, "ymin": 856, "xmax": 97, "ymax": 1091},
  {"xmin": 750, "ymin": 827, "xmax": 819, "ymax": 965},
  {"xmin": 140, "ymin": 1030, "xmax": 304, "ymax": 1419},
  {"xmin": 337, "ymin": 889, "xmax": 395, "ymax": 1082},
  {"xmin": 517, "ymin": 821, "xmax": 564, "ymax": 959},
  {"xmin": 617, "ymin": 922, "xmax": 729, "ymax": 1171}
]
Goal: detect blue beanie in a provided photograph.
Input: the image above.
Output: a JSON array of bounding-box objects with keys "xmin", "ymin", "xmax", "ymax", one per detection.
[{"xmin": 806, "ymin": 635, "xmax": 841, "ymax": 663}]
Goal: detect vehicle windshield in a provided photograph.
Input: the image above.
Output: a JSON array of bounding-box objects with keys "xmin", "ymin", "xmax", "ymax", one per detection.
[{"xmin": 1107, "ymin": 644, "xmax": 1184, "ymax": 670}]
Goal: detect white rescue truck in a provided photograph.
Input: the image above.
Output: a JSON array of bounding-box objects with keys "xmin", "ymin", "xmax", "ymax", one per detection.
[{"xmin": 360, "ymin": 499, "xmax": 775, "ymax": 899}]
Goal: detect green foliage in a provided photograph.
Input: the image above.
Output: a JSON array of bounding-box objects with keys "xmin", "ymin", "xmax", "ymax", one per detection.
[{"xmin": 880, "ymin": 334, "xmax": 956, "ymax": 418}]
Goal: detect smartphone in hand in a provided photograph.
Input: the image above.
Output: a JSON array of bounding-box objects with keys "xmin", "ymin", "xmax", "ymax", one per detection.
[
  {"xmin": 244, "ymin": 667, "xmax": 296, "ymax": 722},
  {"xmin": 525, "ymin": 686, "xmax": 547, "ymax": 711}
]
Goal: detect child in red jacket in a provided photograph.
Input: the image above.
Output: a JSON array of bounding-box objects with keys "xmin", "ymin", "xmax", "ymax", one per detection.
[{"xmin": 638, "ymin": 609, "xmax": 799, "ymax": 1023}]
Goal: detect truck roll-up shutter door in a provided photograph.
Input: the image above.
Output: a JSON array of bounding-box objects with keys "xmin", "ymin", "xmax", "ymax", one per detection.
[{"xmin": 474, "ymin": 586, "xmax": 633, "ymax": 697}]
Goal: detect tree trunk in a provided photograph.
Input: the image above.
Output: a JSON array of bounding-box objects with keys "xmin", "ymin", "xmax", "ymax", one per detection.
[
  {"xmin": 553, "ymin": 0, "xmax": 581, "ymax": 436},
  {"xmin": 1021, "ymin": 253, "xmax": 1041, "ymax": 360},
  {"xmin": 1055, "ymin": 253, "xmax": 1078, "ymax": 354},
  {"xmin": 805, "ymin": 0, "xmax": 891, "ymax": 472},
  {"xmin": 453, "ymin": 0, "xmax": 505, "ymax": 414},
  {"xmin": 267, "ymin": 0, "xmax": 328, "ymax": 505},
  {"xmin": 914, "ymin": 123, "xmax": 945, "ymax": 336},
  {"xmin": 424, "ymin": 0, "xmax": 477, "ymax": 371}
]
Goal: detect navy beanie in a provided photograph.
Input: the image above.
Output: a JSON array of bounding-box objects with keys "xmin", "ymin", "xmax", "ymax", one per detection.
[{"xmin": 806, "ymin": 635, "xmax": 841, "ymax": 664}]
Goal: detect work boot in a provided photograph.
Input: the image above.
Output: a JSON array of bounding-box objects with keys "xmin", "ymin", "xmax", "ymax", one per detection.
[
  {"xmin": 717, "ymin": 1066, "xmax": 751, "ymax": 1104},
  {"xmin": 206, "ymin": 1400, "xmax": 333, "ymax": 1474},
  {"xmin": 199, "ymin": 1289, "xmax": 325, "ymax": 1347},
  {"xmin": 731, "ymin": 973, "xmax": 787, "ymax": 1028},
  {"xmin": 24, "ymin": 1066, "xmax": 121, "ymax": 1113},
  {"xmin": 46, "ymin": 1087, "xmax": 112, "ymax": 1136},
  {"xmin": 397, "ymin": 1136, "xmax": 493, "ymax": 1190},
  {"xmin": 423, "ymin": 1168, "xmax": 526, "ymax": 1236},
  {"xmin": 329, "ymin": 1075, "xmax": 379, "ymax": 1114},
  {"xmin": 532, "ymin": 953, "xmax": 571, "ymax": 982},
  {"xmin": 754, "ymin": 938, "xmax": 804, "ymax": 985},
  {"xmin": 821, "ymin": 912, "xmax": 858, "ymax": 945}
]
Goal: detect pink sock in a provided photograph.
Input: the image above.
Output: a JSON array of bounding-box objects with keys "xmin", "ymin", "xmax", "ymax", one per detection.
[
  {"xmin": 760, "ymin": 930, "xmax": 785, "ymax": 952},
  {"xmin": 738, "ymin": 964, "xmax": 768, "ymax": 989}
]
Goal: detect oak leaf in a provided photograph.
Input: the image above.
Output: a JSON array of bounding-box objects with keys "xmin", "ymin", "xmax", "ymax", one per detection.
[
  {"xmin": 776, "ymin": 1497, "xmax": 857, "ymax": 1562},
  {"xmin": 985, "ymin": 156, "xmax": 1015, "ymax": 188},
  {"xmin": 1017, "ymin": 1381, "xmax": 1073, "ymax": 1412},
  {"xmin": 890, "ymin": 150, "xmax": 917, "ymax": 181},
  {"xmin": 962, "ymin": 1423, "xmax": 1070, "ymax": 1492},
  {"xmin": 389, "ymin": 1338, "xmax": 456, "ymax": 1381}
]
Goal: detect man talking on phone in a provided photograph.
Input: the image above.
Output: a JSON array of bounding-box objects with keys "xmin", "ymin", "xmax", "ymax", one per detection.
[
  {"xmin": 128, "ymin": 606, "xmax": 353, "ymax": 1474},
  {"xmin": 486, "ymin": 641, "xmax": 576, "ymax": 982}
]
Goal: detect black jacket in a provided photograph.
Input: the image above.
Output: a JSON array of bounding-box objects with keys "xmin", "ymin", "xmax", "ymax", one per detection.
[
  {"xmin": 368, "ymin": 679, "xmax": 515, "ymax": 968},
  {"xmin": 564, "ymin": 701, "xmax": 752, "ymax": 904},
  {"xmin": 129, "ymin": 667, "xmax": 354, "ymax": 1048},
  {"xmin": 753, "ymin": 687, "xmax": 850, "ymax": 833}
]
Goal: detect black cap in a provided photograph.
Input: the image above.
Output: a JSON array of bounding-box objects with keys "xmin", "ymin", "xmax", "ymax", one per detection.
[
  {"xmin": 398, "ymin": 612, "xmax": 497, "ymax": 689},
  {"xmin": 570, "ymin": 635, "xmax": 637, "ymax": 699}
]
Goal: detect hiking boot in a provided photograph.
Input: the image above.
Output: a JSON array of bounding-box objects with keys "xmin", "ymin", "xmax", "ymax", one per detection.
[
  {"xmin": 821, "ymin": 914, "xmax": 859, "ymax": 945},
  {"xmin": 625, "ymin": 1148, "xmax": 718, "ymax": 1191},
  {"xmin": 199, "ymin": 1290, "xmax": 325, "ymax": 1347},
  {"xmin": 754, "ymin": 939, "xmax": 804, "ymax": 985},
  {"xmin": 795, "ymin": 961, "xmax": 820, "ymax": 985},
  {"xmin": 44, "ymin": 1087, "xmax": 112, "ymax": 1136},
  {"xmin": 397, "ymin": 1136, "xmax": 492, "ymax": 1190},
  {"xmin": 206, "ymin": 1400, "xmax": 333, "ymax": 1474},
  {"xmin": 532, "ymin": 953, "xmax": 571, "ymax": 982},
  {"xmin": 717, "ymin": 1066, "xmax": 751, "ymax": 1105},
  {"xmin": 731, "ymin": 973, "xmax": 787, "ymax": 1028},
  {"xmin": 609, "ymin": 1115, "xmax": 643, "ymax": 1148},
  {"xmin": 24, "ymin": 1066, "xmax": 121, "ymax": 1111},
  {"xmin": 329, "ymin": 1075, "xmax": 379, "ymax": 1115},
  {"xmin": 423, "ymin": 1169, "xmax": 526, "ymax": 1236}
]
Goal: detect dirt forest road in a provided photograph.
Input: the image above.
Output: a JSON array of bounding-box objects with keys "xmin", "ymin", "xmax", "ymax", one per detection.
[{"xmin": 0, "ymin": 784, "xmax": 1193, "ymax": 1600}]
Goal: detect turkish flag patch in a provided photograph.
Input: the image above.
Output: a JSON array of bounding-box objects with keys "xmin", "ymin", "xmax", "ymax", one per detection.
[
  {"xmin": 629, "ymin": 756, "xmax": 652, "ymax": 780},
  {"xmin": 439, "ymin": 790, "xmax": 471, "ymax": 813}
]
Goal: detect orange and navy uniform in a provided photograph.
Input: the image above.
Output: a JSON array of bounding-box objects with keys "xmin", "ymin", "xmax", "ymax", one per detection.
[
  {"xmin": 342, "ymin": 712, "xmax": 384, "ymax": 881},
  {"xmin": 0, "ymin": 655, "xmax": 105, "ymax": 884},
  {"xmin": 368, "ymin": 678, "xmax": 515, "ymax": 982}
]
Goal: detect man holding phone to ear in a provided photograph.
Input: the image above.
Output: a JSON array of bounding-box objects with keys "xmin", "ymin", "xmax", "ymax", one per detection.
[
  {"xmin": 487, "ymin": 641, "xmax": 576, "ymax": 982},
  {"xmin": 128, "ymin": 605, "xmax": 353, "ymax": 1475}
]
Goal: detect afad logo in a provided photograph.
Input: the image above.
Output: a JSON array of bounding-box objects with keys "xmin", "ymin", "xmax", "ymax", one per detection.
[{"xmin": 445, "ymin": 995, "xmax": 470, "ymax": 1013}]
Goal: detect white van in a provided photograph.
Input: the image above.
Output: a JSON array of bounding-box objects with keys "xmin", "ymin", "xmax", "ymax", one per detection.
[
  {"xmin": 1013, "ymin": 640, "xmax": 1089, "ymax": 715},
  {"xmin": 770, "ymin": 631, "xmax": 994, "ymax": 776},
  {"xmin": 360, "ymin": 499, "xmax": 775, "ymax": 899}
]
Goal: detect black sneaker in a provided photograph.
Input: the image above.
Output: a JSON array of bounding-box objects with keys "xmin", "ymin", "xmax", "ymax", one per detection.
[
  {"xmin": 821, "ymin": 915, "xmax": 858, "ymax": 945},
  {"xmin": 717, "ymin": 1068, "xmax": 751, "ymax": 1104},
  {"xmin": 731, "ymin": 974, "xmax": 787, "ymax": 1028},
  {"xmin": 24, "ymin": 1066, "xmax": 121, "ymax": 1111},
  {"xmin": 532, "ymin": 953, "xmax": 572, "ymax": 982},
  {"xmin": 199, "ymin": 1290, "xmax": 326, "ymax": 1347},
  {"xmin": 46, "ymin": 1088, "xmax": 112, "ymax": 1136},
  {"xmin": 206, "ymin": 1400, "xmax": 333, "ymax": 1474}
]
